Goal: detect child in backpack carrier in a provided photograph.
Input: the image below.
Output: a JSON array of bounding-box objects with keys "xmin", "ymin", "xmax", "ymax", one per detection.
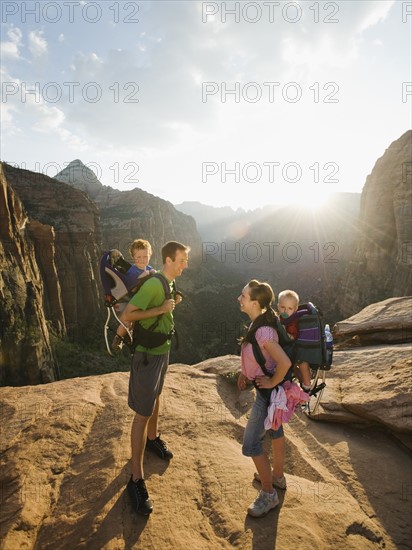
[
  {"xmin": 111, "ymin": 239, "xmax": 156, "ymax": 352},
  {"xmin": 277, "ymin": 290, "xmax": 311, "ymax": 393}
]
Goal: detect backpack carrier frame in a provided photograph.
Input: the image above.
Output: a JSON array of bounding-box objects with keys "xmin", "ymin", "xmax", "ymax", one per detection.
[
  {"xmin": 99, "ymin": 250, "xmax": 137, "ymax": 356},
  {"xmin": 282, "ymin": 302, "xmax": 332, "ymax": 415},
  {"xmin": 99, "ymin": 250, "xmax": 179, "ymax": 357},
  {"xmin": 250, "ymin": 303, "xmax": 332, "ymax": 416}
]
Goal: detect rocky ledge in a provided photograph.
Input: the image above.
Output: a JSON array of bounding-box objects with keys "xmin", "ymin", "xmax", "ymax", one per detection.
[{"xmin": 1, "ymin": 346, "xmax": 411, "ymax": 549}]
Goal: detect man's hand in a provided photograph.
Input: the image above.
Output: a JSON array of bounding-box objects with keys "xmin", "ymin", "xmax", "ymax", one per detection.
[{"xmin": 160, "ymin": 299, "xmax": 175, "ymax": 313}]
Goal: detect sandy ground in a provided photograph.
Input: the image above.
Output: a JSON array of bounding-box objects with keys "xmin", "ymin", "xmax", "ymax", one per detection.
[{"xmin": 0, "ymin": 355, "xmax": 411, "ymax": 550}]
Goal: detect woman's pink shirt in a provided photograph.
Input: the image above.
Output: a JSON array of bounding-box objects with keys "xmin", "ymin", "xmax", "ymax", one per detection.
[{"xmin": 241, "ymin": 326, "xmax": 279, "ymax": 380}]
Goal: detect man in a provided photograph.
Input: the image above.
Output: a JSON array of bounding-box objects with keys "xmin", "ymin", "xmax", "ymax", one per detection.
[{"xmin": 122, "ymin": 241, "xmax": 190, "ymax": 515}]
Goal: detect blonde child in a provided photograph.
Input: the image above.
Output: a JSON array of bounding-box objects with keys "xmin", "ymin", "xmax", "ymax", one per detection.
[
  {"xmin": 111, "ymin": 239, "xmax": 156, "ymax": 352},
  {"xmin": 277, "ymin": 290, "xmax": 311, "ymax": 393}
]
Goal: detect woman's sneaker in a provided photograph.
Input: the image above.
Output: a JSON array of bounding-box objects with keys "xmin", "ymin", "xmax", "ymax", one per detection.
[
  {"xmin": 247, "ymin": 490, "xmax": 279, "ymax": 517},
  {"xmin": 127, "ymin": 476, "xmax": 153, "ymax": 515},
  {"xmin": 146, "ymin": 436, "xmax": 173, "ymax": 460},
  {"xmin": 253, "ymin": 472, "xmax": 287, "ymax": 490}
]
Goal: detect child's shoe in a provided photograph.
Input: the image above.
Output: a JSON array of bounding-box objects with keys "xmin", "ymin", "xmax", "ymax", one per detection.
[{"xmin": 111, "ymin": 334, "xmax": 122, "ymax": 353}]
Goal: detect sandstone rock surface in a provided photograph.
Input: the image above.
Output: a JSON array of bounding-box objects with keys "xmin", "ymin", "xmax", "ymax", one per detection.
[
  {"xmin": 2, "ymin": 162, "xmax": 102, "ymax": 338},
  {"xmin": 1, "ymin": 352, "xmax": 411, "ymax": 549},
  {"xmin": 334, "ymin": 296, "xmax": 412, "ymax": 345},
  {"xmin": 0, "ymin": 165, "xmax": 58, "ymax": 385},
  {"xmin": 312, "ymin": 345, "xmax": 412, "ymax": 439},
  {"xmin": 342, "ymin": 130, "xmax": 412, "ymax": 317}
]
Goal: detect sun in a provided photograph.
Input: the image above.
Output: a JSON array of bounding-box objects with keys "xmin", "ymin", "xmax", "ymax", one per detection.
[{"xmin": 273, "ymin": 184, "xmax": 332, "ymax": 210}]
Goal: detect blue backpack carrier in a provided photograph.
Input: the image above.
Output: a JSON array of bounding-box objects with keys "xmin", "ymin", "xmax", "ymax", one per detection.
[
  {"xmin": 249, "ymin": 303, "xmax": 333, "ymax": 415},
  {"xmin": 99, "ymin": 249, "xmax": 178, "ymax": 356},
  {"xmin": 282, "ymin": 302, "xmax": 333, "ymax": 370}
]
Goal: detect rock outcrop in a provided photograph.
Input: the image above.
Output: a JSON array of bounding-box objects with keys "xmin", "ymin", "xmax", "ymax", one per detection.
[
  {"xmin": 2, "ymin": 162, "xmax": 102, "ymax": 338},
  {"xmin": 1, "ymin": 352, "xmax": 411, "ymax": 549},
  {"xmin": 334, "ymin": 296, "xmax": 412, "ymax": 346},
  {"xmin": 1, "ymin": 161, "xmax": 244, "ymax": 381},
  {"xmin": 341, "ymin": 130, "xmax": 412, "ymax": 317},
  {"xmin": 0, "ymin": 165, "xmax": 58, "ymax": 385},
  {"xmin": 312, "ymin": 345, "xmax": 412, "ymax": 437},
  {"xmin": 55, "ymin": 160, "xmax": 203, "ymax": 266}
]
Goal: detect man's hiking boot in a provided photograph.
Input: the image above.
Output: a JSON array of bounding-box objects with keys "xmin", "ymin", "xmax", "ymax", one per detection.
[
  {"xmin": 146, "ymin": 436, "xmax": 173, "ymax": 460},
  {"xmin": 127, "ymin": 476, "xmax": 153, "ymax": 515},
  {"xmin": 247, "ymin": 490, "xmax": 279, "ymax": 517},
  {"xmin": 253, "ymin": 472, "xmax": 287, "ymax": 490}
]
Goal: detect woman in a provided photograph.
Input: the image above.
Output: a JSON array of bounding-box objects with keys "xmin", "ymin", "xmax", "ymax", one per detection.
[{"xmin": 237, "ymin": 280, "xmax": 291, "ymax": 518}]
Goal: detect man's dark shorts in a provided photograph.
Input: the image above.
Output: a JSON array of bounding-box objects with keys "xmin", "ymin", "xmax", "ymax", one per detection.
[{"xmin": 128, "ymin": 351, "xmax": 169, "ymax": 416}]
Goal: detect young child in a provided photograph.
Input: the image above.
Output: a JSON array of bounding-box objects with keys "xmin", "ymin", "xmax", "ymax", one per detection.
[
  {"xmin": 277, "ymin": 290, "xmax": 311, "ymax": 393},
  {"xmin": 111, "ymin": 239, "xmax": 156, "ymax": 352}
]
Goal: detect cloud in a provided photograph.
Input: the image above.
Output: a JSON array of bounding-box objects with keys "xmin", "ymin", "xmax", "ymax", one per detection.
[
  {"xmin": 33, "ymin": 104, "xmax": 65, "ymax": 131},
  {"xmin": 55, "ymin": 0, "xmax": 401, "ymax": 153},
  {"xmin": 28, "ymin": 30, "xmax": 47, "ymax": 57},
  {"xmin": 357, "ymin": 0, "xmax": 395, "ymax": 33},
  {"xmin": 0, "ymin": 26, "xmax": 23, "ymax": 60},
  {"xmin": 0, "ymin": 0, "xmax": 405, "ymax": 196}
]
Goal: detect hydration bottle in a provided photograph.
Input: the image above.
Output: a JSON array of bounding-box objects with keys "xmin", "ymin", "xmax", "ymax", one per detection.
[{"xmin": 324, "ymin": 324, "xmax": 333, "ymax": 367}]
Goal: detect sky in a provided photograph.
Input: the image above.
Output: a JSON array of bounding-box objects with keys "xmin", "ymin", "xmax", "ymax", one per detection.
[{"xmin": 1, "ymin": 0, "xmax": 411, "ymax": 210}]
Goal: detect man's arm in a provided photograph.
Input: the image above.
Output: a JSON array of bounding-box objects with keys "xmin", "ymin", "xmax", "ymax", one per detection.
[{"xmin": 122, "ymin": 299, "xmax": 175, "ymax": 323}]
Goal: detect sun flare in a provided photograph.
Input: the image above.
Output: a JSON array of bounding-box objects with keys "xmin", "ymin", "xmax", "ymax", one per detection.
[{"xmin": 273, "ymin": 185, "xmax": 332, "ymax": 210}]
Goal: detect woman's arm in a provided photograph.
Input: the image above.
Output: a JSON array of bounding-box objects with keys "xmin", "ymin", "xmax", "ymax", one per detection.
[{"xmin": 255, "ymin": 340, "xmax": 291, "ymax": 389}]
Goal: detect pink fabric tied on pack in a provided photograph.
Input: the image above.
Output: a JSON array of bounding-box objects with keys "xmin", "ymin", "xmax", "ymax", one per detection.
[{"xmin": 264, "ymin": 381, "xmax": 310, "ymax": 430}]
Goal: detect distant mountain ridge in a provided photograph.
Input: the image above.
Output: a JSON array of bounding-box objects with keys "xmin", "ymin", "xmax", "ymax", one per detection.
[
  {"xmin": 176, "ymin": 193, "xmax": 361, "ymax": 241},
  {"xmin": 55, "ymin": 160, "xmax": 202, "ymax": 266},
  {"xmin": 176, "ymin": 193, "xmax": 362, "ymax": 320},
  {"xmin": 2, "ymin": 130, "xmax": 411, "ymax": 386},
  {"xmin": 55, "ymin": 160, "xmax": 245, "ymax": 365}
]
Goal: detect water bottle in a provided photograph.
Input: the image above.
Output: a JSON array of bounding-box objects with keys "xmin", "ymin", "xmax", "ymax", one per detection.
[{"xmin": 324, "ymin": 324, "xmax": 333, "ymax": 367}]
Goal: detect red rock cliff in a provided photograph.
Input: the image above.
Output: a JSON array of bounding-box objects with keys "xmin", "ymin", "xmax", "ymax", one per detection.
[
  {"xmin": 341, "ymin": 130, "xmax": 412, "ymax": 316},
  {"xmin": 0, "ymin": 164, "xmax": 58, "ymax": 385},
  {"xmin": 2, "ymin": 163, "xmax": 103, "ymax": 339}
]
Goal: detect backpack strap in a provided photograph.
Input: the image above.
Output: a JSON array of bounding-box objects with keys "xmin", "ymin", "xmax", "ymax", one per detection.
[
  {"xmin": 250, "ymin": 333, "xmax": 272, "ymax": 377},
  {"xmin": 249, "ymin": 318, "xmax": 295, "ymax": 381},
  {"xmin": 144, "ymin": 272, "xmax": 173, "ymax": 332},
  {"xmin": 138, "ymin": 272, "xmax": 180, "ymax": 351}
]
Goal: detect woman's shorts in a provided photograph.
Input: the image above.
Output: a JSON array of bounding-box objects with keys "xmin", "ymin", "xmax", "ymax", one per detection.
[{"xmin": 242, "ymin": 390, "xmax": 284, "ymax": 457}]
